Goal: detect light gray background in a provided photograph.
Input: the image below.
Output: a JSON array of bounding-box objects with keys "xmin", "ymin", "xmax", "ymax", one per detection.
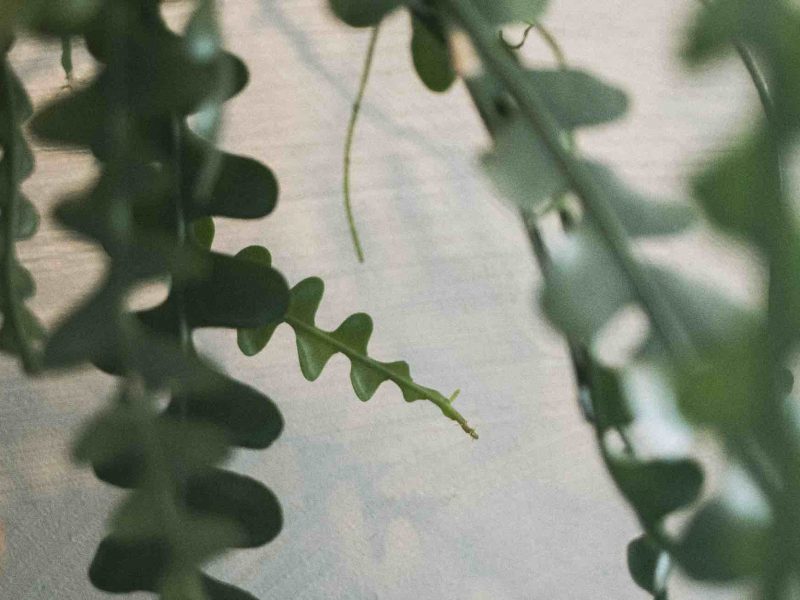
[{"xmin": 1, "ymin": 1, "xmax": 762, "ymax": 598}]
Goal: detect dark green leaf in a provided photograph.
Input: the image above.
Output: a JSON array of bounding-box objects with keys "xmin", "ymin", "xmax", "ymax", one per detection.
[
  {"xmin": 11, "ymin": 69, "xmax": 32, "ymax": 120},
  {"xmin": 329, "ymin": 0, "xmax": 402, "ymax": 27},
  {"xmin": 139, "ymin": 252, "xmax": 289, "ymax": 331},
  {"xmin": 693, "ymin": 128, "xmax": 780, "ymax": 247},
  {"xmin": 171, "ymin": 376, "xmax": 284, "ymax": 450},
  {"xmin": 676, "ymin": 500, "xmax": 768, "ymax": 581},
  {"xmin": 682, "ymin": 0, "xmax": 787, "ymax": 69},
  {"xmin": 21, "ymin": 0, "xmax": 102, "ymax": 35},
  {"xmin": 587, "ymin": 361, "xmax": 632, "ymax": 432},
  {"xmin": 610, "ymin": 457, "xmax": 703, "ymax": 524},
  {"xmin": 186, "ymin": 469, "xmax": 282, "ymax": 548},
  {"xmin": 44, "ymin": 286, "xmax": 121, "ymax": 368},
  {"xmin": 101, "ymin": 332, "xmax": 284, "ymax": 450},
  {"xmin": 73, "ymin": 405, "xmax": 139, "ymax": 466},
  {"xmin": 13, "ymin": 195, "xmax": 40, "ymax": 240},
  {"xmin": 236, "ymin": 246, "xmax": 281, "ymax": 356},
  {"xmin": 525, "ymin": 70, "xmax": 628, "ymax": 129},
  {"xmin": 627, "ymin": 535, "xmax": 669, "ymax": 595},
  {"xmin": 411, "ymin": 14, "xmax": 456, "ymax": 92},
  {"xmin": 0, "ymin": 303, "xmax": 45, "ymax": 355},
  {"xmin": 202, "ymin": 576, "xmax": 260, "ymax": 600},
  {"xmin": 644, "ymin": 268, "xmax": 758, "ymax": 354},
  {"xmin": 30, "ymin": 85, "xmax": 99, "ymax": 148},
  {"xmin": 76, "ymin": 405, "xmax": 231, "ymax": 488},
  {"xmin": 175, "ymin": 516, "xmax": 245, "ymax": 564},
  {"xmin": 182, "ymin": 131, "xmax": 279, "ymax": 221},
  {"xmin": 190, "ymin": 217, "xmax": 215, "ymax": 249},
  {"xmin": 90, "ymin": 537, "xmax": 166, "ymax": 593},
  {"xmin": 675, "ymin": 332, "xmax": 766, "ymax": 430},
  {"xmin": 0, "ymin": 130, "xmax": 34, "ymax": 181}
]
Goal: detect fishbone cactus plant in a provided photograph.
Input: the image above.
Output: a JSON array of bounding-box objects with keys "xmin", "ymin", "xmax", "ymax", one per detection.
[
  {"xmin": 329, "ymin": 0, "xmax": 800, "ymax": 598},
  {"xmin": 1, "ymin": 1, "xmax": 473, "ymax": 599}
]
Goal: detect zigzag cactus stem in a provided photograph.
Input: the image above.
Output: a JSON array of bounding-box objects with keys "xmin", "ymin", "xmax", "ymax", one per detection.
[
  {"xmin": 236, "ymin": 248, "xmax": 478, "ymax": 439},
  {"xmin": 31, "ymin": 1, "xmax": 289, "ymax": 597},
  {"xmin": 0, "ymin": 44, "xmax": 43, "ymax": 372}
]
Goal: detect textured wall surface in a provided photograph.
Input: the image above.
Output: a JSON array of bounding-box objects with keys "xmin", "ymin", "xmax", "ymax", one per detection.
[{"xmin": 1, "ymin": 1, "xmax": 761, "ymax": 598}]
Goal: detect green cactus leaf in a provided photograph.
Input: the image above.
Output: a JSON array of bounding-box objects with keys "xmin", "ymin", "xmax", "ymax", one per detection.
[{"xmin": 237, "ymin": 246, "xmax": 477, "ymax": 438}]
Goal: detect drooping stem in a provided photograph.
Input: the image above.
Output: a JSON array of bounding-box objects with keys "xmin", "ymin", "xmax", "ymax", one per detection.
[
  {"xmin": 442, "ymin": 0, "xmax": 695, "ymax": 360},
  {"xmin": 694, "ymin": 0, "xmax": 774, "ymax": 124},
  {"xmin": 0, "ymin": 58, "xmax": 39, "ymax": 373},
  {"xmin": 343, "ymin": 24, "xmax": 381, "ymax": 264},
  {"xmin": 285, "ymin": 315, "xmax": 478, "ymax": 438}
]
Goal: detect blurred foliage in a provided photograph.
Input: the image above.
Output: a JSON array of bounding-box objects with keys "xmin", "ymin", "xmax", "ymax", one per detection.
[
  {"xmin": 0, "ymin": 46, "xmax": 44, "ymax": 370},
  {"xmin": 0, "ymin": 1, "xmax": 472, "ymax": 599},
  {"xmin": 330, "ymin": 0, "xmax": 800, "ymax": 598},
  {"xmin": 3, "ymin": 0, "xmax": 799, "ymax": 598}
]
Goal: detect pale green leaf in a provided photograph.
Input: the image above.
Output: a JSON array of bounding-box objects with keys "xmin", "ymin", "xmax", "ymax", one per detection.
[
  {"xmin": 525, "ymin": 70, "xmax": 628, "ymax": 128},
  {"xmin": 482, "ymin": 116, "xmax": 566, "ymax": 211},
  {"xmin": 676, "ymin": 500, "xmax": 769, "ymax": 581},
  {"xmin": 582, "ymin": 162, "xmax": 696, "ymax": 237},
  {"xmin": 541, "ymin": 224, "xmax": 632, "ymax": 341},
  {"xmin": 610, "ymin": 456, "xmax": 704, "ymax": 524}
]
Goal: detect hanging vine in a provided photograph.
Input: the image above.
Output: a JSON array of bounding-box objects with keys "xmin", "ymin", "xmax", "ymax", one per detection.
[
  {"xmin": 328, "ymin": 0, "xmax": 800, "ymax": 598},
  {"xmin": 2, "ymin": 1, "xmax": 473, "ymax": 599}
]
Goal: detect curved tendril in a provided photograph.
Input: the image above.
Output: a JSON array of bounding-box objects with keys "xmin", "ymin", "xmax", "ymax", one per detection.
[
  {"xmin": 499, "ymin": 21, "xmax": 567, "ymax": 71},
  {"xmin": 499, "ymin": 23, "xmax": 535, "ymax": 50},
  {"xmin": 529, "ymin": 22, "xmax": 567, "ymax": 70},
  {"xmin": 343, "ymin": 24, "xmax": 381, "ymax": 264}
]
